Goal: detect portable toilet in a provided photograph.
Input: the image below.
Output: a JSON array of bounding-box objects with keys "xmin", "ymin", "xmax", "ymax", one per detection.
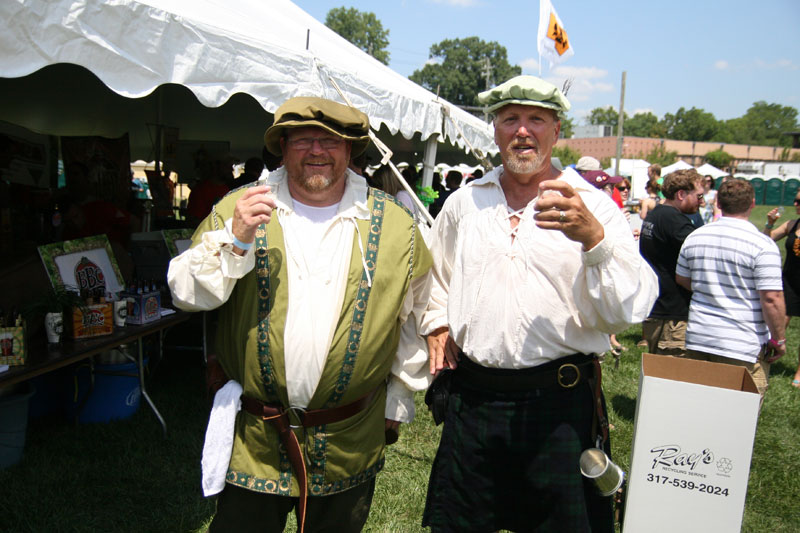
[
  {"xmin": 749, "ymin": 177, "xmax": 766, "ymax": 205},
  {"xmin": 783, "ymin": 178, "xmax": 800, "ymax": 206},
  {"xmin": 764, "ymin": 177, "xmax": 784, "ymax": 205}
]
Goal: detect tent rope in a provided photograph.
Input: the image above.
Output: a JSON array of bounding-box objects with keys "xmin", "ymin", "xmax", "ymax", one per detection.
[
  {"xmin": 319, "ymin": 67, "xmax": 435, "ymax": 227},
  {"xmin": 438, "ymin": 103, "xmax": 494, "ymax": 171}
]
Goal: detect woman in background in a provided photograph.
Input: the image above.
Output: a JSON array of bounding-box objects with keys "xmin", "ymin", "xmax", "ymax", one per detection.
[
  {"xmin": 699, "ymin": 175, "xmax": 721, "ymax": 224},
  {"xmin": 371, "ymin": 165, "xmax": 418, "ymax": 215},
  {"xmin": 765, "ymin": 198, "xmax": 800, "ymax": 389},
  {"xmin": 639, "ymin": 180, "xmax": 661, "ymax": 220}
]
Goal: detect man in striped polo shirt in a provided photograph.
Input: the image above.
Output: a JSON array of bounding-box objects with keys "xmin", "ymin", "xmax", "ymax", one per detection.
[{"xmin": 675, "ymin": 179, "xmax": 785, "ymax": 404}]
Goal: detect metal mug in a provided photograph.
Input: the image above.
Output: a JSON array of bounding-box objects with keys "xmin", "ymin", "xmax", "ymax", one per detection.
[
  {"xmin": 113, "ymin": 300, "xmax": 128, "ymax": 327},
  {"xmin": 579, "ymin": 448, "xmax": 625, "ymax": 497}
]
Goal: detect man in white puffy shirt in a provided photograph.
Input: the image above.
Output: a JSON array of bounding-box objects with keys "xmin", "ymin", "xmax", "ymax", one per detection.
[
  {"xmin": 420, "ymin": 75, "xmax": 658, "ymax": 533},
  {"xmin": 168, "ymin": 97, "xmax": 432, "ymax": 532}
]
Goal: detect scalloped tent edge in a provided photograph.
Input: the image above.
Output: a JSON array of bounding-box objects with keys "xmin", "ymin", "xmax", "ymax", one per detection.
[{"xmin": 0, "ymin": 0, "xmax": 498, "ymax": 168}]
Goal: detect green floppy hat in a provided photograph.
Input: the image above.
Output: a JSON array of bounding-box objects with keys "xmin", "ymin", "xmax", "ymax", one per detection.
[
  {"xmin": 264, "ymin": 96, "xmax": 371, "ymax": 157},
  {"xmin": 478, "ymin": 75, "xmax": 571, "ymax": 118}
]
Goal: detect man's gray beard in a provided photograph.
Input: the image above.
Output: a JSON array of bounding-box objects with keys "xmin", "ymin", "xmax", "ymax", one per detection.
[
  {"xmin": 293, "ymin": 173, "xmax": 334, "ymax": 193},
  {"xmin": 504, "ymin": 151, "xmax": 546, "ymax": 174}
]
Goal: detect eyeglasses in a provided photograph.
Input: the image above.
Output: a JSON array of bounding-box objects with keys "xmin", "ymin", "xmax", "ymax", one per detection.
[
  {"xmin": 617, "ymin": 187, "xmax": 630, "ymax": 191},
  {"xmin": 682, "ymin": 189, "xmax": 703, "ymax": 199},
  {"xmin": 287, "ymin": 137, "xmax": 344, "ymax": 150}
]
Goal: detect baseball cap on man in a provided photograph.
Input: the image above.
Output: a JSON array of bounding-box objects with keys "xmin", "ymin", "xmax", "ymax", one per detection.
[
  {"xmin": 575, "ymin": 156, "xmax": 601, "ymax": 172},
  {"xmin": 264, "ymin": 97, "xmax": 371, "ymax": 157},
  {"xmin": 582, "ymin": 170, "xmax": 622, "ymax": 189},
  {"xmin": 477, "ymin": 75, "xmax": 571, "ymax": 118}
]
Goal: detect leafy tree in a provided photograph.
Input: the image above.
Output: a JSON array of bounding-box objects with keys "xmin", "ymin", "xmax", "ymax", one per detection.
[
  {"xmin": 552, "ymin": 145, "xmax": 581, "ymax": 166},
  {"xmin": 704, "ymin": 149, "xmax": 733, "ymax": 169},
  {"xmin": 325, "ymin": 7, "xmax": 390, "ymax": 64},
  {"xmin": 560, "ymin": 116, "xmax": 575, "ymax": 139},
  {"xmin": 738, "ymin": 101, "xmax": 799, "ymax": 147},
  {"xmin": 625, "ymin": 112, "xmax": 665, "ymax": 138},
  {"xmin": 661, "ymin": 107, "xmax": 719, "ymax": 142},
  {"xmin": 409, "ymin": 37, "xmax": 521, "ymax": 108},
  {"xmin": 640, "ymin": 144, "xmax": 678, "ymax": 167},
  {"xmin": 711, "ymin": 118, "xmax": 746, "ymax": 144},
  {"xmin": 588, "ymin": 106, "xmax": 627, "ymax": 134}
]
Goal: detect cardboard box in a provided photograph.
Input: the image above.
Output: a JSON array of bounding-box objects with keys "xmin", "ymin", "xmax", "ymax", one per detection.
[
  {"xmin": 0, "ymin": 321, "xmax": 26, "ymax": 365},
  {"xmin": 622, "ymin": 354, "xmax": 760, "ymax": 533},
  {"xmin": 124, "ymin": 290, "xmax": 161, "ymax": 325},
  {"xmin": 71, "ymin": 303, "xmax": 114, "ymax": 339}
]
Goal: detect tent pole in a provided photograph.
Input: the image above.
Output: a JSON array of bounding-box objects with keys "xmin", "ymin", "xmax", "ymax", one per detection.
[{"xmin": 422, "ymin": 135, "xmax": 438, "ymax": 190}]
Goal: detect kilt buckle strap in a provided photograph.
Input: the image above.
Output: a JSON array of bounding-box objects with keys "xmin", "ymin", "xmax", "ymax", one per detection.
[{"xmin": 557, "ymin": 363, "xmax": 581, "ymax": 388}]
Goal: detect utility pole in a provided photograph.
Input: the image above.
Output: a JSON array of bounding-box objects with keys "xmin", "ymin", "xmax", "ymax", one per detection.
[
  {"xmin": 614, "ymin": 71, "xmax": 626, "ymax": 176},
  {"xmin": 481, "ymin": 57, "xmax": 494, "ymax": 121}
]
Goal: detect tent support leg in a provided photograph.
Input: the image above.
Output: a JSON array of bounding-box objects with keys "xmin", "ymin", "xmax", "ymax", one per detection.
[{"xmin": 422, "ymin": 135, "xmax": 439, "ymax": 190}]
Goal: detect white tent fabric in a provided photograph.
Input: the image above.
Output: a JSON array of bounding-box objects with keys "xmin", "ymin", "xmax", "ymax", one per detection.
[
  {"xmin": 607, "ymin": 158, "xmax": 651, "ymax": 200},
  {"xmin": 695, "ymin": 163, "xmax": 727, "ymax": 179},
  {"xmin": 0, "ymin": 0, "xmax": 497, "ymax": 161},
  {"xmin": 660, "ymin": 160, "xmax": 694, "ymax": 176}
]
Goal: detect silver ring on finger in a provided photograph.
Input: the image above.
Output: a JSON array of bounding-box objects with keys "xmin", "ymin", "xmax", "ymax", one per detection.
[{"xmin": 559, "ymin": 210, "xmax": 566, "ymax": 223}]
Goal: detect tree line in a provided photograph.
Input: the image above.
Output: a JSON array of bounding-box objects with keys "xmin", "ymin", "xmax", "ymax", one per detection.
[{"xmin": 325, "ymin": 7, "xmax": 799, "ymax": 153}]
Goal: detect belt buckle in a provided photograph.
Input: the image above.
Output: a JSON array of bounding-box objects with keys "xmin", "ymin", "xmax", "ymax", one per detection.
[
  {"xmin": 557, "ymin": 363, "xmax": 581, "ymax": 388},
  {"xmin": 284, "ymin": 406, "xmax": 307, "ymax": 429}
]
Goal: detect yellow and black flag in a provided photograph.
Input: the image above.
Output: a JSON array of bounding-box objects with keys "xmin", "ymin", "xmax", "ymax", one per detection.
[{"xmin": 537, "ymin": 0, "xmax": 574, "ymax": 69}]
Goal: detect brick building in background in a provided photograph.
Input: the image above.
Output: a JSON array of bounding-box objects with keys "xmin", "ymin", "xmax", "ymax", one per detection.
[{"xmin": 556, "ymin": 136, "xmax": 800, "ymax": 173}]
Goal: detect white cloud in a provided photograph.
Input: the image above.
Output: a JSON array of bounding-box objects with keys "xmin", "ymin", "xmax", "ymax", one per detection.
[
  {"xmin": 753, "ymin": 58, "xmax": 798, "ymax": 70},
  {"xmin": 520, "ymin": 58, "xmax": 540, "ymax": 72},
  {"xmin": 714, "ymin": 60, "xmax": 729, "ymax": 70},
  {"xmin": 551, "ymin": 65, "xmax": 608, "ymax": 80},
  {"xmin": 519, "ymin": 61, "xmax": 612, "ymax": 102},
  {"xmin": 428, "ymin": 0, "xmax": 479, "ymax": 6}
]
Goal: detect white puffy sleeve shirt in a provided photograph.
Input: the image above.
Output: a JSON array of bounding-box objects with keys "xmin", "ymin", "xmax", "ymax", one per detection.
[
  {"xmin": 420, "ymin": 166, "xmax": 658, "ymax": 368},
  {"xmin": 168, "ymin": 169, "xmax": 431, "ymax": 422}
]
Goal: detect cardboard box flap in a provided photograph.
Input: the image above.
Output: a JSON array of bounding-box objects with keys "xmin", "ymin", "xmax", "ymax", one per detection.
[{"xmin": 642, "ymin": 353, "xmax": 758, "ymax": 394}]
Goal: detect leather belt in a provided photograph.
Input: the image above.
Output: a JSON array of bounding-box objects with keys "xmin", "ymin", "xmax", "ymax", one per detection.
[
  {"xmin": 456, "ymin": 353, "xmax": 596, "ymax": 393},
  {"xmin": 240, "ymin": 389, "xmax": 377, "ymax": 533}
]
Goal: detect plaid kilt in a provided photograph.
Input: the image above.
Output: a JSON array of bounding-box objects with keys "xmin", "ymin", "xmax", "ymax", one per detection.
[{"xmin": 422, "ymin": 359, "xmax": 613, "ymax": 533}]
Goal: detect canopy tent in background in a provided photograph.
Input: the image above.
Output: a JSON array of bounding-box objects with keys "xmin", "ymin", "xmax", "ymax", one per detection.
[
  {"xmin": 659, "ymin": 160, "xmax": 694, "ymax": 176},
  {"xmin": 0, "ymin": 0, "xmax": 497, "ymax": 190},
  {"xmin": 607, "ymin": 158, "xmax": 651, "ymax": 200},
  {"xmin": 695, "ymin": 163, "xmax": 727, "ymax": 179}
]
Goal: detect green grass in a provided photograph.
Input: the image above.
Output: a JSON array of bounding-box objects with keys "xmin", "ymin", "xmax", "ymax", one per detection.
[{"xmin": 1, "ymin": 206, "xmax": 799, "ymax": 532}]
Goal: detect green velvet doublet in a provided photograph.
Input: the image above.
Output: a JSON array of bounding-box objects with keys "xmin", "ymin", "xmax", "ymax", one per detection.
[{"xmin": 194, "ymin": 186, "xmax": 431, "ymax": 497}]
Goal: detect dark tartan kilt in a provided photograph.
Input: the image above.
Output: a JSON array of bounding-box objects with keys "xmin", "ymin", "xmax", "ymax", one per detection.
[{"xmin": 422, "ymin": 368, "xmax": 613, "ymax": 533}]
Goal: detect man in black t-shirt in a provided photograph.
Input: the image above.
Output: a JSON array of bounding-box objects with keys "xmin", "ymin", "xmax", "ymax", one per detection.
[{"xmin": 639, "ymin": 168, "xmax": 704, "ymax": 354}]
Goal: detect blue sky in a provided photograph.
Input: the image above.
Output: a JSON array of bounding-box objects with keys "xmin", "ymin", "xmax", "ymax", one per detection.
[{"xmin": 294, "ymin": 0, "xmax": 800, "ymax": 124}]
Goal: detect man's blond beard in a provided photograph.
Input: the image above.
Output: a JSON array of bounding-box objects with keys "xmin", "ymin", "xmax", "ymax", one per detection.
[{"xmin": 504, "ymin": 149, "xmax": 547, "ymax": 174}]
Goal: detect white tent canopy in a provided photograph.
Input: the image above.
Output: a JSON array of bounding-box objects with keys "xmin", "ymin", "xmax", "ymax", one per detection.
[
  {"xmin": 0, "ymin": 0, "xmax": 497, "ymax": 170},
  {"xmin": 607, "ymin": 158, "xmax": 651, "ymax": 200},
  {"xmin": 660, "ymin": 160, "xmax": 694, "ymax": 176},
  {"xmin": 695, "ymin": 163, "xmax": 727, "ymax": 179}
]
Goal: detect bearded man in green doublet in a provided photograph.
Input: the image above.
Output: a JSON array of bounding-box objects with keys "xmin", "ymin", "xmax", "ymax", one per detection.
[{"xmin": 168, "ymin": 96, "xmax": 432, "ymax": 533}]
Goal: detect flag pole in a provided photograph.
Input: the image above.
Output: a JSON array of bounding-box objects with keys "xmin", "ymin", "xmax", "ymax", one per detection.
[{"xmin": 614, "ymin": 71, "xmax": 626, "ymax": 176}]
